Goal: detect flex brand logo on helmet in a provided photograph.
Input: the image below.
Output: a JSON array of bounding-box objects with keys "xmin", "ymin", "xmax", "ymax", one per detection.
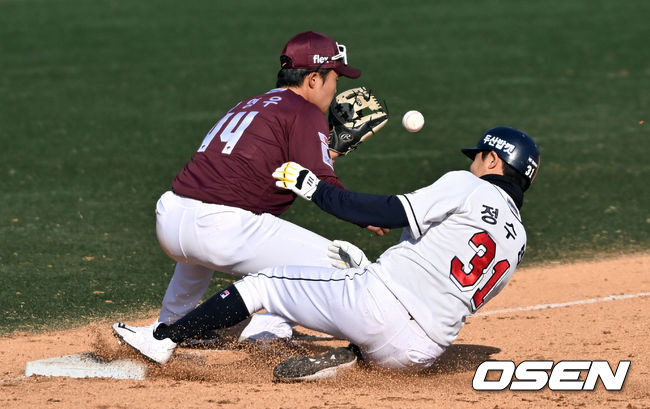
[{"xmin": 472, "ymin": 360, "xmax": 631, "ymax": 391}]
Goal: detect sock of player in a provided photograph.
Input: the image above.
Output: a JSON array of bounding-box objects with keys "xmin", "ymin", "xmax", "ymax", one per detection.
[{"xmin": 153, "ymin": 284, "xmax": 250, "ymax": 343}]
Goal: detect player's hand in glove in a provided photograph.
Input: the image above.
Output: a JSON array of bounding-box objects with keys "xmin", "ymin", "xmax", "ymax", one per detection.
[
  {"xmin": 328, "ymin": 240, "xmax": 371, "ymax": 269},
  {"xmin": 328, "ymin": 87, "xmax": 389, "ymax": 155},
  {"xmin": 272, "ymin": 162, "xmax": 320, "ymax": 200}
]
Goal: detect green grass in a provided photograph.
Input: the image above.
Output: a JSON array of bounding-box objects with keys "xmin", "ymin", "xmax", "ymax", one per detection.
[{"xmin": 1, "ymin": 0, "xmax": 648, "ymax": 334}]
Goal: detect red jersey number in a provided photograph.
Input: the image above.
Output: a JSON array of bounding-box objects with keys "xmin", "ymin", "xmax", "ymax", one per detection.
[{"xmin": 449, "ymin": 231, "xmax": 510, "ymax": 311}]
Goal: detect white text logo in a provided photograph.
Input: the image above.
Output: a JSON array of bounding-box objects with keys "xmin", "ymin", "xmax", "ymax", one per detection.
[
  {"xmin": 472, "ymin": 360, "xmax": 630, "ymax": 391},
  {"xmin": 313, "ymin": 55, "xmax": 330, "ymax": 64}
]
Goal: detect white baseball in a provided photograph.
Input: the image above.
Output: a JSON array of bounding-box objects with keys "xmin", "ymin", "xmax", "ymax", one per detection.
[{"xmin": 402, "ymin": 110, "xmax": 424, "ymax": 132}]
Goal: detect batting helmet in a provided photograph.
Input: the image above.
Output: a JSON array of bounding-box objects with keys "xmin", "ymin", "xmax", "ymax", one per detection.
[{"xmin": 461, "ymin": 126, "xmax": 540, "ymax": 189}]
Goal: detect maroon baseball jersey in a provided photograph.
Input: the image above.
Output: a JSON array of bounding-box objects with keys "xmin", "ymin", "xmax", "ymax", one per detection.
[{"xmin": 172, "ymin": 88, "xmax": 344, "ymax": 216}]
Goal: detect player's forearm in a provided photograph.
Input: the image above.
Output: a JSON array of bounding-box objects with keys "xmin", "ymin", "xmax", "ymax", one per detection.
[{"xmin": 311, "ymin": 181, "xmax": 408, "ymax": 228}]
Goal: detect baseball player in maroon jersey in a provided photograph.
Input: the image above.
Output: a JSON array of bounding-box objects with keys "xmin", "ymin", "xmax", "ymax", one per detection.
[{"xmin": 113, "ymin": 31, "xmax": 382, "ymax": 346}]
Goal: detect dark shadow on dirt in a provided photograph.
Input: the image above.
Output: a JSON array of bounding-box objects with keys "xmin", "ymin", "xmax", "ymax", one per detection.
[{"xmin": 424, "ymin": 344, "xmax": 501, "ymax": 374}]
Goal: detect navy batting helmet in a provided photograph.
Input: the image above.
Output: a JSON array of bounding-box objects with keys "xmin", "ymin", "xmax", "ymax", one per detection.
[{"xmin": 461, "ymin": 126, "xmax": 540, "ymax": 189}]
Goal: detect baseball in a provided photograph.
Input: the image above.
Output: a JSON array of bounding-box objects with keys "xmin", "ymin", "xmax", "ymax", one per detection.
[{"xmin": 402, "ymin": 110, "xmax": 424, "ymax": 132}]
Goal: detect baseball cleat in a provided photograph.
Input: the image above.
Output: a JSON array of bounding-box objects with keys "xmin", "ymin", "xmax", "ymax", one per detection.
[
  {"xmin": 272, "ymin": 346, "xmax": 357, "ymax": 381},
  {"xmin": 112, "ymin": 322, "xmax": 177, "ymax": 364}
]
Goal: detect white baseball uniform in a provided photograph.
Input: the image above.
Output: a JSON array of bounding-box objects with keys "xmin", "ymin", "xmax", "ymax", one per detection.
[
  {"xmin": 234, "ymin": 170, "xmax": 527, "ymax": 368},
  {"xmin": 155, "ymin": 191, "xmax": 334, "ymax": 324}
]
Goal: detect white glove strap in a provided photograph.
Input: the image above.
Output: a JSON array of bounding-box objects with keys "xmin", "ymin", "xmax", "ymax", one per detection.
[{"xmin": 294, "ymin": 169, "xmax": 318, "ymax": 200}]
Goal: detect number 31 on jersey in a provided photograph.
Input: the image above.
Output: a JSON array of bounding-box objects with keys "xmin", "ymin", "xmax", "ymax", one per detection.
[{"xmin": 449, "ymin": 231, "xmax": 510, "ymax": 311}]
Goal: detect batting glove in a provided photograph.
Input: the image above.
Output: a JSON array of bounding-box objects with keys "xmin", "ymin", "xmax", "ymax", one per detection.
[
  {"xmin": 272, "ymin": 162, "xmax": 320, "ymax": 201},
  {"xmin": 327, "ymin": 240, "xmax": 371, "ymax": 269}
]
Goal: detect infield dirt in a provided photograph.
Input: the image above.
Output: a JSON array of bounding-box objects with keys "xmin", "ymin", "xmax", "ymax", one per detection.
[{"xmin": 1, "ymin": 253, "xmax": 649, "ymax": 409}]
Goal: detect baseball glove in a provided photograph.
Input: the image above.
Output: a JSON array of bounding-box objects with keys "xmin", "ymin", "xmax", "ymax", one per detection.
[{"xmin": 328, "ymin": 87, "xmax": 388, "ymax": 155}]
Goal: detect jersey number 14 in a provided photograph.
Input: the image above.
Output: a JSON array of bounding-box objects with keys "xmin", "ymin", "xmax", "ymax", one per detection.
[
  {"xmin": 198, "ymin": 111, "xmax": 259, "ymax": 154},
  {"xmin": 449, "ymin": 231, "xmax": 510, "ymax": 311}
]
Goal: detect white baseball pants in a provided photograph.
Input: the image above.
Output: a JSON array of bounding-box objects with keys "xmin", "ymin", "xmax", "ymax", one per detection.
[
  {"xmin": 155, "ymin": 191, "xmax": 332, "ymax": 326},
  {"xmin": 235, "ymin": 265, "xmax": 446, "ymax": 369}
]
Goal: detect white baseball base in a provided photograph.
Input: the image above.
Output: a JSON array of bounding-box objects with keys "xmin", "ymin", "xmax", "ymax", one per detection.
[{"xmin": 25, "ymin": 352, "xmax": 147, "ymax": 380}]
